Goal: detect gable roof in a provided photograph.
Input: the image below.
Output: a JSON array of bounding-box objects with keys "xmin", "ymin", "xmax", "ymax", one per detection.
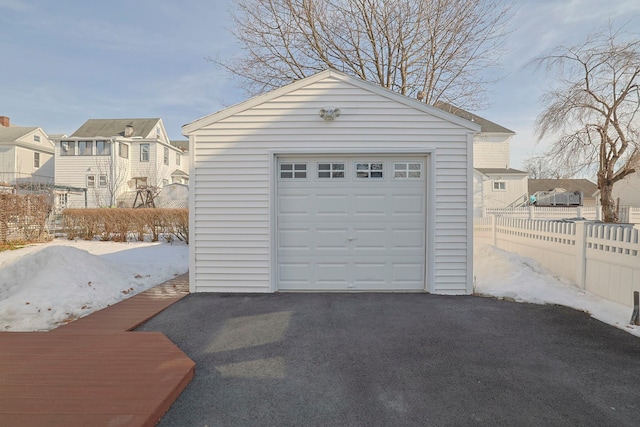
[
  {"xmin": 434, "ymin": 102, "xmax": 515, "ymax": 135},
  {"xmin": 476, "ymin": 167, "xmax": 527, "ymax": 176},
  {"xmin": 183, "ymin": 69, "xmax": 481, "ymax": 135},
  {"xmin": 528, "ymin": 179, "xmax": 598, "ymax": 197},
  {"xmin": 0, "ymin": 126, "xmax": 39, "ymax": 143},
  {"xmin": 71, "ymin": 119, "xmax": 161, "ymax": 138}
]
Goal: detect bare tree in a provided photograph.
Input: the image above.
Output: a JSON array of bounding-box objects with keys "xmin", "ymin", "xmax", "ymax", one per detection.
[
  {"xmin": 534, "ymin": 25, "xmax": 640, "ymax": 222},
  {"xmin": 214, "ymin": 0, "xmax": 510, "ymax": 110},
  {"xmin": 93, "ymin": 154, "xmax": 129, "ymax": 208},
  {"xmin": 523, "ymin": 155, "xmax": 564, "ymax": 179}
]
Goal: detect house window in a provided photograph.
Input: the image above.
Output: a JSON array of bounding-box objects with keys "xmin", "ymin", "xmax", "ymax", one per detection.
[
  {"xmin": 176, "ymin": 153, "xmax": 181, "ymax": 166},
  {"xmin": 493, "ymin": 181, "xmax": 506, "ymax": 191},
  {"xmin": 317, "ymin": 162, "xmax": 345, "ymax": 179},
  {"xmin": 99, "ymin": 175, "xmax": 107, "ymax": 187},
  {"xmin": 393, "ymin": 162, "xmax": 422, "ymax": 179},
  {"xmin": 279, "ymin": 163, "xmax": 307, "ymax": 179},
  {"xmin": 356, "ymin": 162, "xmax": 384, "ymax": 179},
  {"xmin": 156, "ymin": 126, "xmax": 161, "ymax": 139},
  {"xmin": 163, "ymin": 147, "xmax": 169, "ymax": 165},
  {"xmin": 86, "ymin": 175, "xmax": 96, "ymax": 188},
  {"xmin": 34, "ymin": 135, "xmax": 41, "ymax": 143},
  {"xmin": 140, "ymin": 144, "xmax": 150, "ymax": 162},
  {"xmin": 96, "ymin": 140, "xmax": 111, "ymax": 156},
  {"xmin": 61, "ymin": 141, "xmax": 75, "ymax": 156},
  {"xmin": 78, "ymin": 141, "xmax": 93, "ymax": 156},
  {"xmin": 34, "ymin": 152, "xmax": 40, "ymax": 168},
  {"xmin": 119, "ymin": 142, "xmax": 129, "ymax": 159}
]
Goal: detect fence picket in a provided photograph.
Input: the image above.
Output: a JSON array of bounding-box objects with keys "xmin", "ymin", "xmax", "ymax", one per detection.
[{"xmin": 475, "ymin": 217, "xmax": 640, "ymax": 308}]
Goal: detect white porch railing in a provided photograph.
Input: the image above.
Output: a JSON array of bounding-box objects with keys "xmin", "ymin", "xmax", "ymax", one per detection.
[
  {"xmin": 475, "ymin": 217, "xmax": 640, "ymax": 308},
  {"xmin": 481, "ymin": 206, "xmax": 640, "ymax": 225}
]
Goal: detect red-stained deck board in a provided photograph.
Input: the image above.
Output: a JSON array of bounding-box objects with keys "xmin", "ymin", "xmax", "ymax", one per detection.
[{"xmin": 0, "ymin": 272, "xmax": 194, "ymax": 427}]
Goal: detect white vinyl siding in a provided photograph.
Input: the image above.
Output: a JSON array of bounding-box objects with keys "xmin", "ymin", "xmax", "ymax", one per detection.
[
  {"xmin": 473, "ymin": 135, "xmax": 511, "ymax": 169},
  {"xmin": 187, "ymin": 72, "xmax": 476, "ymax": 294}
]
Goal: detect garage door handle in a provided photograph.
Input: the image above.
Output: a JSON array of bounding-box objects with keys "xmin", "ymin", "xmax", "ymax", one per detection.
[{"xmin": 348, "ymin": 237, "xmax": 356, "ymax": 241}]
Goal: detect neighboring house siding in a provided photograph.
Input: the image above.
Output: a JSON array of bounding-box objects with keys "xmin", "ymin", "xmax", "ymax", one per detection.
[
  {"xmin": 0, "ymin": 128, "xmax": 54, "ymax": 185},
  {"xmin": 613, "ymin": 172, "xmax": 640, "ymax": 207},
  {"xmin": 0, "ymin": 146, "xmax": 16, "ymax": 184},
  {"xmin": 188, "ymin": 74, "xmax": 475, "ymax": 294},
  {"xmin": 479, "ymin": 174, "xmax": 528, "ymax": 209},
  {"xmin": 473, "ymin": 135, "xmax": 511, "ymax": 169},
  {"xmin": 55, "ymin": 141, "xmax": 129, "ymax": 208},
  {"xmin": 14, "ymin": 146, "xmax": 54, "ymax": 184}
]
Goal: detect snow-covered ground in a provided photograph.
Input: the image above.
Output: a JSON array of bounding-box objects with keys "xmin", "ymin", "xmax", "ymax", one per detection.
[
  {"xmin": 0, "ymin": 239, "xmax": 638, "ymax": 338},
  {"xmin": 474, "ymin": 244, "xmax": 640, "ymax": 338},
  {"xmin": 0, "ymin": 239, "xmax": 188, "ymax": 331}
]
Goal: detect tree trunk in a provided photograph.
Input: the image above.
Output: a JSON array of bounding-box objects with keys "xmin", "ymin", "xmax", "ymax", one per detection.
[{"xmin": 598, "ymin": 179, "xmax": 618, "ymax": 223}]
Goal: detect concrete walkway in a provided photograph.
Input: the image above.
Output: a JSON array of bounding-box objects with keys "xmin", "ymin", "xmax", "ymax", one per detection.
[{"xmin": 139, "ymin": 292, "xmax": 640, "ymax": 426}]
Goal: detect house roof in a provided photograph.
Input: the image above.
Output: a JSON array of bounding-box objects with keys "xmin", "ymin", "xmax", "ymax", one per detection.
[
  {"xmin": 183, "ymin": 69, "xmax": 482, "ymax": 135},
  {"xmin": 476, "ymin": 167, "xmax": 527, "ymax": 175},
  {"xmin": 170, "ymin": 140, "xmax": 189, "ymax": 151},
  {"xmin": 171, "ymin": 169, "xmax": 189, "ymax": 177},
  {"xmin": 434, "ymin": 102, "xmax": 515, "ymax": 135},
  {"xmin": 0, "ymin": 126, "xmax": 38, "ymax": 143},
  {"xmin": 70, "ymin": 119, "xmax": 161, "ymax": 138},
  {"xmin": 528, "ymin": 179, "xmax": 598, "ymax": 197}
]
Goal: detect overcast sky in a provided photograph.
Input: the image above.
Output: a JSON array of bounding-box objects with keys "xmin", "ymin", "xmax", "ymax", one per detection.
[{"xmin": 1, "ymin": 0, "xmax": 638, "ymax": 169}]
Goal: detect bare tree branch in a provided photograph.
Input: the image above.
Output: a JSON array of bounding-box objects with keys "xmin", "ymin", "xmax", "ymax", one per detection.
[
  {"xmin": 532, "ymin": 24, "xmax": 640, "ymax": 222},
  {"xmin": 211, "ymin": 0, "xmax": 511, "ymax": 110}
]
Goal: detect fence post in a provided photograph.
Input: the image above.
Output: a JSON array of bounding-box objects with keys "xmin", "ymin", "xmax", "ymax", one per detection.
[
  {"xmin": 574, "ymin": 222, "xmax": 587, "ymax": 289},
  {"xmin": 577, "ymin": 207, "xmax": 582, "ymax": 219},
  {"xmin": 491, "ymin": 215, "xmax": 497, "ymax": 247},
  {"xmin": 528, "ymin": 205, "xmax": 534, "ymax": 219}
]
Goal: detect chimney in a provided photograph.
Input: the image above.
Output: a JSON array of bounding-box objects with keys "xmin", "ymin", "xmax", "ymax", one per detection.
[
  {"xmin": 124, "ymin": 124, "xmax": 134, "ymax": 137},
  {"xmin": 0, "ymin": 116, "xmax": 9, "ymax": 127}
]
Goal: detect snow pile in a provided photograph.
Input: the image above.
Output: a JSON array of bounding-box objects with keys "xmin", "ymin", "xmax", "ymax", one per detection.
[
  {"xmin": 1, "ymin": 238, "xmax": 638, "ymax": 338},
  {"xmin": 474, "ymin": 243, "xmax": 640, "ymax": 338},
  {"xmin": 0, "ymin": 239, "xmax": 188, "ymax": 331}
]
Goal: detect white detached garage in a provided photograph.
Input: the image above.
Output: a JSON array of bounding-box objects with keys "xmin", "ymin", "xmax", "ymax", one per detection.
[{"xmin": 183, "ymin": 70, "xmax": 479, "ymax": 294}]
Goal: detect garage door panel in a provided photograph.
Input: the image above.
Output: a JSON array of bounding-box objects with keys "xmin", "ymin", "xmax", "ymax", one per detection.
[
  {"xmin": 277, "ymin": 155, "xmax": 427, "ymax": 291},
  {"xmin": 391, "ymin": 194, "xmax": 425, "ymax": 215},
  {"xmin": 315, "ymin": 195, "xmax": 350, "ymax": 216},
  {"xmin": 353, "ymin": 194, "xmax": 387, "ymax": 215},
  {"xmin": 392, "ymin": 229, "xmax": 425, "ymax": 249},
  {"xmin": 278, "ymin": 194, "xmax": 311, "ymax": 214}
]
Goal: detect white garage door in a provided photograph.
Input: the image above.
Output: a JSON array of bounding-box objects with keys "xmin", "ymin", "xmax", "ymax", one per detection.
[{"xmin": 277, "ymin": 155, "xmax": 427, "ymax": 291}]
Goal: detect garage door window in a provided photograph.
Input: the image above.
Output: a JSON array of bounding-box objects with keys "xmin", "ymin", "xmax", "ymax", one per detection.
[
  {"xmin": 393, "ymin": 162, "xmax": 422, "ymax": 179},
  {"xmin": 355, "ymin": 162, "xmax": 384, "ymax": 179},
  {"xmin": 317, "ymin": 162, "xmax": 345, "ymax": 179},
  {"xmin": 280, "ymin": 162, "xmax": 307, "ymax": 179}
]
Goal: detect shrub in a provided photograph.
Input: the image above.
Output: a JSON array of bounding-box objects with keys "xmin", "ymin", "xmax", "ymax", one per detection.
[
  {"xmin": 61, "ymin": 208, "xmax": 188, "ymax": 243},
  {"xmin": 0, "ymin": 194, "xmax": 51, "ymax": 244}
]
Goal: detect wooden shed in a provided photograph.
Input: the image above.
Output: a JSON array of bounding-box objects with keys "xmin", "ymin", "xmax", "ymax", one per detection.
[{"xmin": 183, "ymin": 70, "xmax": 479, "ymax": 294}]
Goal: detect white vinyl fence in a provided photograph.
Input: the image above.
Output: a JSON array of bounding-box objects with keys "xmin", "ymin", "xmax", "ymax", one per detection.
[
  {"xmin": 481, "ymin": 206, "xmax": 640, "ymax": 224},
  {"xmin": 475, "ymin": 217, "xmax": 640, "ymax": 308}
]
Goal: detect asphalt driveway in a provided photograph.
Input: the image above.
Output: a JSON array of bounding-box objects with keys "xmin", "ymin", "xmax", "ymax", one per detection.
[{"xmin": 137, "ymin": 293, "xmax": 640, "ymax": 426}]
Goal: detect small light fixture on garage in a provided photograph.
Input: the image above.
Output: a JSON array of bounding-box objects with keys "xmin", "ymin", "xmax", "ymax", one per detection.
[{"xmin": 319, "ymin": 107, "xmax": 341, "ymax": 121}]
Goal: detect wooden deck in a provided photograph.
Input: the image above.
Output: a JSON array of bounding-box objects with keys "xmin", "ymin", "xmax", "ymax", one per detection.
[{"xmin": 0, "ymin": 273, "xmax": 194, "ymax": 427}]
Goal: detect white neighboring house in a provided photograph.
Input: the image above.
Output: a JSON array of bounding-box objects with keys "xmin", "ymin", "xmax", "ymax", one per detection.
[
  {"xmin": 54, "ymin": 118, "xmax": 188, "ymax": 209},
  {"xmin": 434, "ymin": 103, "xmax": 528, "ymax": 216},
  {"xmin": 608, "ymin": 171, "xmax": 640, "ymax": 208},
  {"xmin": 0, "ymin": 116, "xmax": 55, "ymax": 188},
  {"xmin": 184, "ymin": 69, "xmax": 480, "ymax": 295}
]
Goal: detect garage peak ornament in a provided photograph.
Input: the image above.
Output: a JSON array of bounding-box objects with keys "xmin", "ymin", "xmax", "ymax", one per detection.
[{"xmin": 319, "ymin": 107, "xmax": 341, "ymax": 121}]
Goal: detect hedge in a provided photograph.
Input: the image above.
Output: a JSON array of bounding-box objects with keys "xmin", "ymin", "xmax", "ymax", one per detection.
[
  {"xmin": 0, "ymin": 193, "xmax": 51, "ymax": 244},
  {"xmin": 62, "ymin": 208, "xmax": 188, "ymax": 243}
]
